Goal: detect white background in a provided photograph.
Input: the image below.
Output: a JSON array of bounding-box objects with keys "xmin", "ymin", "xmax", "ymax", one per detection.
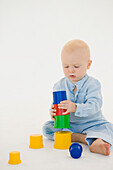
[{"xmin": 0, "ymin": 0, "xmax": 113, "ymax": 169}]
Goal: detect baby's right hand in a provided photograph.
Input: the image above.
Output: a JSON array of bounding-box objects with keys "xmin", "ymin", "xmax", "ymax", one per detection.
[{"xmin": 50, "ymin": 105, "xmax": 56, "ymax": 121}]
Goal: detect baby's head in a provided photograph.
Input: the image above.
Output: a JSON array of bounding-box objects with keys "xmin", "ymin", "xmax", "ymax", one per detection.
[{"xmin": 61, "ymin": 39, "xmax": 92, "ymax": 84}]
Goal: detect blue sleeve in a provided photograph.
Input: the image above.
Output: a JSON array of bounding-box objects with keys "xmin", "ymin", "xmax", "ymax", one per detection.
[{"xmin": 75, "ymin": 80, "xmax": 103, "ymax": 117}]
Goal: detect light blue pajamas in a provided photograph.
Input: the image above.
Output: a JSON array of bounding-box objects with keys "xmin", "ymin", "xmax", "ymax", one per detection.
[{"xmin": 42, "ymin": 74, "xmax": 113, "ymax": 146}]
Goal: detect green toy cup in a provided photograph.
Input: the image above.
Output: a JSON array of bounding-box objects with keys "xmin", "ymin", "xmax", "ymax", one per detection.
[{"xmin": 54, "ymin": 114, "xmax": 70, "ymax": 128}]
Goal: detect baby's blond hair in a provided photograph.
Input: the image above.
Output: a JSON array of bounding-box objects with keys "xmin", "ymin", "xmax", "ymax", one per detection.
[{"xmin": 61, "ymin": 39, "xmax": 90, "ymax": 60}]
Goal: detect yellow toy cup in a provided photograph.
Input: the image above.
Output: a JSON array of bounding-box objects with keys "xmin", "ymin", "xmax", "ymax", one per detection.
[
  {"xmin": 8, "ymin": 151, "xmax": 21, "ymax": 165},
  {"xmin": 29, "ymin": 134, "xmax": 44, "ymax": 149},
  {"xmin": 54, "ymin": 131, "xmax": 71, "ymax": 149}
]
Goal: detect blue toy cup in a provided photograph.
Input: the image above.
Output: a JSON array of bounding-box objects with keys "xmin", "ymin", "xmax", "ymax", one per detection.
[
  {"xmin": 69, "ymin": 143, "xmax": 83, "ymax": 159},
  {"xmin": 53, "ymin": 91, "xmax": 67, "ymax": 104}
]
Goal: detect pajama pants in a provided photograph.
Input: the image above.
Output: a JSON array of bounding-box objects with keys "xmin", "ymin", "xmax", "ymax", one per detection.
[{"xmin": 42, "ymin": 119, "xmax": 113, "ymax": 146}]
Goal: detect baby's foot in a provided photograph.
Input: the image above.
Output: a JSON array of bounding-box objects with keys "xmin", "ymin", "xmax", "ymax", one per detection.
[{"xmin": 89, "ymin": 138, "xmax": 110, "ymax": 156}]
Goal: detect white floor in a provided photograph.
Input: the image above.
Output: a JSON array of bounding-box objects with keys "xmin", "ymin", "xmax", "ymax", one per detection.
[
  {"xmin": 1, "ymin": 139, "xmax": 113, "ymax": 170},
  {"xmin": 1, "ymin": 109, "xmax": 113, "ymax": 170}
]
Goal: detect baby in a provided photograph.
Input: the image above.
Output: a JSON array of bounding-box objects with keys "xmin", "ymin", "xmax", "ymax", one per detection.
[{"xmin": 43, "ymin": 39, "xmax": 113, "ymax": 156}]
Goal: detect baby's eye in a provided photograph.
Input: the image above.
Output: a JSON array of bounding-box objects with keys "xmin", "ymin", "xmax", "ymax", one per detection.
[
  {"xmin": 74, "ymin": 65, "xmax": 80, "ymax": 68},
  {"xmin": 64, "ymin": 66, "xmax": 69, "ymax": 68}
]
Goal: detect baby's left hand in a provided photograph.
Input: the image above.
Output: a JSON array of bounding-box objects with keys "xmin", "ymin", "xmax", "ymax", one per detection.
[{"xmin": 58, "ymin": 100, "xmax": 77, "ymax": 115}]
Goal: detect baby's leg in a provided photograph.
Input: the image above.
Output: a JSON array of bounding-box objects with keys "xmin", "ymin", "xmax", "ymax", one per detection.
[
  {"xmin": 42, "ymin": 121, "xmax": 64, "ymax": 140},
  {"xmin": 42, "ymin": 121, "xmax": 55, "ymax": 140},
  {"xmin": 89, "ymin": 138, "xmax": 110, "ymax": 156},
  {"xmin": 71, "ymin": 133, "xmax": 87, "ymax": 145}
]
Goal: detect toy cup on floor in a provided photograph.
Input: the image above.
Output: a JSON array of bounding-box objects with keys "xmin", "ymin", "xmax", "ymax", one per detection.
[
  {"xmin": 29, "ymin": 134, "xmax": 44, "ymax": 149},
  {"xmin": 53, "ymin": 91, "xmax": 70, "ymax": 128},
  {"xmin": 54, "ymin": 131, "xmax": 71, "ymax": 149},
  {"xmin": 69, "ymin": 143, "xmax": 83, "ymax": 159},
  {"xmin": 8, "ymin": 151, "xmax": 21, "ymax": 165}
]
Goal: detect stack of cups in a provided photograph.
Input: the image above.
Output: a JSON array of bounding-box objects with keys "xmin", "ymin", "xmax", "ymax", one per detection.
[{"xmin": 53, "ymin": 91, "xmax": 70, "ymax": 128}]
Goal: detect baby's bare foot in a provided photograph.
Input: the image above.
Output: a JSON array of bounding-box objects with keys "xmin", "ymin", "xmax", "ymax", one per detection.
[
  {"xmin": 71, "ymin": 133, "xmax": 87, "ymax": 145},
  {"xmin": 89, "ymin": 138, "xmax": 110, "ymax": 156}
]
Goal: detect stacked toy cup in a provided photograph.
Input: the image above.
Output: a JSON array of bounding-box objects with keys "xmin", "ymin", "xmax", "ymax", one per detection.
[{"xmin": 53, "ymin": 91, "xmax": 70, "ymax": 128}]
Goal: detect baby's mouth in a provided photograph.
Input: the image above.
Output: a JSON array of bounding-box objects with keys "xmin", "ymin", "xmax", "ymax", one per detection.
[{"xmin": 69, "ymin": 75, "xmax": 76, "ymax": 78}]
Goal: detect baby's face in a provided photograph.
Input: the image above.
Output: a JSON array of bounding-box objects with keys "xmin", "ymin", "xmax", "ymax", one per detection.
[{"xmin": 61, "ymin": 48, "xmax": 92, "ymax": 84}]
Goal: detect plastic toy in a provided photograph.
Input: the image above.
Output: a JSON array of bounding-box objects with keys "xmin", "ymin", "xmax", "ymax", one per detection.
[
  {"xmin": 8, "ymin": 151, "xmax": 21, "ymax": 165},
  {"xmin": 53, "ymin": 91, "xmax": 70, "ymax": 128},
  {"xmin": 69, "ymin": 143, "xmax": 83, "ymax": 159},
  {"xmin": 54, "ymin": 131, "xmax": 71, "ymax": 149},
  {"xmin": 29, "ymin": 134, "xmax": 44, "ymax": 149}
]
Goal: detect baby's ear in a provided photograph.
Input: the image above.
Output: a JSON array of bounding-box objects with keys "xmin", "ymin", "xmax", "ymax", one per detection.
[{"xmin": 87, "ymin": 60, "xmax": 92, "ymax": 69}]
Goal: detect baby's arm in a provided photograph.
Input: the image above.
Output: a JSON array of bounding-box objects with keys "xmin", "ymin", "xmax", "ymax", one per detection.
[
  {"xmin": 58, "ymin": 80, "xmax": 102, "ymax": 117},
  {"xmin": 74, "ymin": 80, "xmax": 102, "ymax": 117}
]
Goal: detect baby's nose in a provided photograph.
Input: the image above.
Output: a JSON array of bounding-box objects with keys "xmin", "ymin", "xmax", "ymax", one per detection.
[{"xmin": 69, "ymin": 67, "xmax": 74, "ymax": 73}]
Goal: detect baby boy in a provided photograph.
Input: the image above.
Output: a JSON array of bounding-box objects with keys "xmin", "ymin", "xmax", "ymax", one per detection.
[{"xmin": 43, "ymin": 39, "xmax": 113, "ymax": 156}]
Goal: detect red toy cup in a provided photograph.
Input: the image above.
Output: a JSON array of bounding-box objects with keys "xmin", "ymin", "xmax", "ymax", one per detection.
[{"xmin": 54, "ymin": 104, "xmax": 70, "ymax": 116}]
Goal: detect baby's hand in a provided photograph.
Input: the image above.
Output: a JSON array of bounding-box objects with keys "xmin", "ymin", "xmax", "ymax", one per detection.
[
  {"xmin": 50, "ymin": 105, "xmax": 56, "ymax": 121},
  {"xmin": 58, "ymin": 100, "xmax": 77, "ymax": 115}
]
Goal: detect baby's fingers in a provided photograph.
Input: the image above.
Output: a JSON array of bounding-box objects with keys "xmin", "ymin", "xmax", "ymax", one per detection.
[
  {"xmin": 51, "ymin": 105, "xmax": 54, "ymax": 109},
  {"xmin": 51, "ymin": 117, "xmax": 55, "ymax": 121},
  {"xmin": 62, "ymin": 111, "xmax": 69, "ymax": 115},
  {"xmin": 51, "ymin": 112, "xmax": 56, "ymax": 121},
  {"xmin": 51, "ymin": 109, "xmax": 56, "ymax": 113},
  {"xmin": 60, "ymin": 100, "xmax": 68, "ymax": 104},
  {"xmin": 58, "ymin": 104, "xmax": 67, "ymax": 109}
]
